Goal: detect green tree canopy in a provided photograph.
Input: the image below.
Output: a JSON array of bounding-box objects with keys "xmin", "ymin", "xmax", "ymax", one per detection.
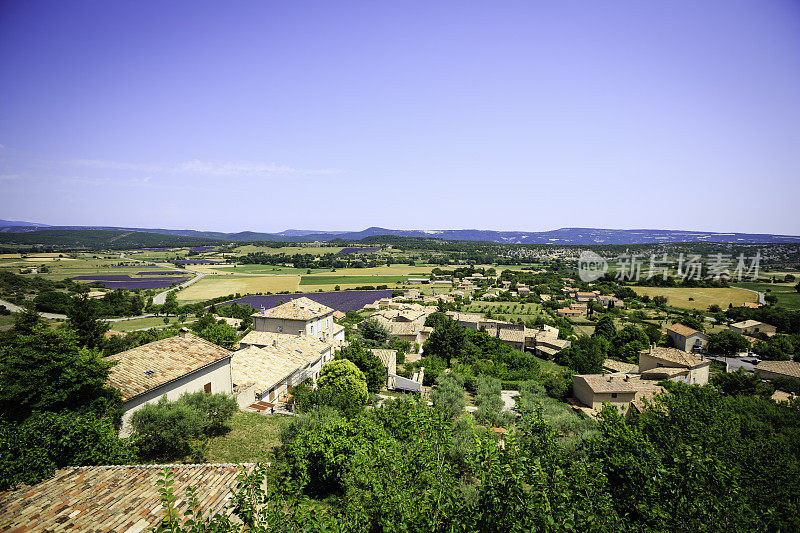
[
  {"xmin": 316, "ymin": 359, "xmax": 368, "ymax": 413},
  {"xmin": 0, "ymin": 327, "xmax": 120, "ymax": 422},
  {"xmin": 335, "ymin": 341, "xmax": 388, "ymax": 394}
]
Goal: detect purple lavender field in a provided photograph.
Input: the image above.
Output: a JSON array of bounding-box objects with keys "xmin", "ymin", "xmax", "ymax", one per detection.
[
  {"xmin": 218, "ymin": 290, "xmax": 393, "ymax": 313},
  {"xmin": 338, "ymin": 247, "xmax": 381, "ymax": 254},
  {"xmin": 136, "ymin": 271, "xmax": 177, "ymax": 275},
  {"xmin": 72, "ymin": 274, "xmax": 189, "ymax": 289}
]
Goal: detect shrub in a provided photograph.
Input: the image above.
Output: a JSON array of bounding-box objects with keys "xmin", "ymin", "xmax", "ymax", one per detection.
[
  {"xmin": 176, "ymin": 391, "xmax": 238, "ymax": 435},
  {"xmin": 430, "ymin": 373, "xmax": 466, "ymax": 419},
  {"xmin": 130, "ymin": 396, "xmax": 209, "ymax": 461}
]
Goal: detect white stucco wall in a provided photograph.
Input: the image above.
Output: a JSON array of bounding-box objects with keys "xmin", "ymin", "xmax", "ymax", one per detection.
[
  {"xmin": 253, "ymin": 313, "xmax": 335, "ymax": 339},
  {"xmin": 119, "ymin": 357, "xmax": 233, "ymax": 436}
]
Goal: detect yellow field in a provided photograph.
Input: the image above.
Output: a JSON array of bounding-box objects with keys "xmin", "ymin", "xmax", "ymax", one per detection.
[
  {"xmin": 632, "ymin": 287, "xmax": 758, "ymax": 310},
  {"xmin": 0, "ymin": 253, "xmax": 22, "ymax": 259},
  {"xmin": 175, "ymin": 275, "xmax": 301, "ymax": 301}
]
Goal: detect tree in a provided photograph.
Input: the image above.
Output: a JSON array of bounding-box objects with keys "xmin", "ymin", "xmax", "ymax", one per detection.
[
  {"xmin": 198, "ymin": 321, "xmax": 239, "ymax": 349},
  {"xmin": 555, "ymin": 335, "xmax": 606, "ymax": 373},
  {"xmin": 765, "ymin": 294, "xmax": 778, "ymax": 305},
  {"xmin": 177, "ymin": 391, "xmax": 238, "ymax": 435},
  {"xmin": 430, "ymin": 372, "xmax": 465, "ymax": 419},
  {"xmin": 423, "ymin": 316, "xmax": 465, "ymax": 367},
  {"xmin": 712, "ymin": 369, "xmax": 772, "ymax": 397},
  {"xmin": 13, "ymin": 302, "xmax": 41, "ymax": 334},
  {"xmin": 358, "ymin": 318, "xmax": 390, "ymax": 345},
  {"xmin": 707, "ymin": 330, "xmax": 750, "ymax": 355},
  {"xmin": 67, "ymin": 295, "xmax": 109, "ymax": 349},
  {"xmin": 316, "ymin": 359, "xmax": 368, "ymax": 413},
  {"xmin": 335, "ymin": 342, "xmax": 388, "ymax": 393},
  {"xmin": 474, "ymin": 374, "xmax": 509, "ymax": 427},
  {"xmin": 653, "ymin": 295, "xmax": 668, "ymax": 308},
  {"xmin": 679, "ymin": 315, "xmax": 704, "ymax": 332},
  {"xmin": 593, "ymin": 315, "xmax": 617, "ymax": 341},
  {"xmin": 162, "ymin": 290, "xmax": 178, "ymax": 316},
  {"xmin": 0, "ymin": 327, "xmax": 120, "ymax": 422}
]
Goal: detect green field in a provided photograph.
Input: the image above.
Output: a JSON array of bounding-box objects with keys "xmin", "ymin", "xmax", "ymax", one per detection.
[
  {"xmin": 232, "ymin": 245, "xmax": 343, "ymax": 255},
  {"xmin": 108, "ymin": 316, "xmax": 191, "ymax": 332},
  {"xmin": 733, "ymin": 282, "xmax": 800, "ymax": 309},
  {"xmin": 209, "ymin": 265, "xmax": 331, "ymax": 275},
  {"xmin": 206, "ymin": 411, "xmax": 286, "ymax": 463},
  {"xmin": 299, "ymin": 275, "xmax": 406, "ymax": 286},
  {"xmin": 462, "ymin": 301, "xmax": 544, "ymax": 323}
]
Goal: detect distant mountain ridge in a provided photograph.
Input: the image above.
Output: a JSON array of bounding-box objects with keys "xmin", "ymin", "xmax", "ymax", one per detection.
[{"xmin": 0, "ymin": 222, "xmax": 798, "ymax": 245}]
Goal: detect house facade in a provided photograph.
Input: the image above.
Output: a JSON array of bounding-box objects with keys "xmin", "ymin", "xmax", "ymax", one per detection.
[
  {"xmin": 251, "ymin": 296, "xmax": 344, "ymax": 341},
  {"xmin": 665, "ymin": 324, "xmax": 709, "ymax": 352},
  {"xmin": 730, "ymin": 320, "xmax": 777, "ymax": 336}
]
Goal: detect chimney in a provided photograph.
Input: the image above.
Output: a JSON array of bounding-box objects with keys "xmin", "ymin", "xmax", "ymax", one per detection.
[{"xmin": 179, "ymin": 327, "xmax": 189, "ymax": 339}]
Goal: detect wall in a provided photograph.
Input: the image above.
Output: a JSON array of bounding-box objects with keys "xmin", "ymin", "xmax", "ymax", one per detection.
[
  {"xmin": 253, "ymin": 312, "xmax": 335, "ymax": 340},
  {"xmin": 119, "ymin": 357, "xmax": 233, "ymax": 436}
]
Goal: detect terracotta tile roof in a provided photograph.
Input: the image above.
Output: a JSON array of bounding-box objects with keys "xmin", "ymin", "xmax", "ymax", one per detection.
[
  {"xmin": 731, "ymin": 319, "xmax": 772, "ymax": 329},
  {"xmin": 756, "ymin": 360, "xmax": 800, "ymax": 379},
  {"xmin": 251, "ymin": 296, "xmax": 333, "ymax": 320},
  {"xmin": 575, "ymin": 374, "xmax": 639, "ymax": 394},
  {"xmin": 666, "ymin": 323, "xmax": 701, "ymax": 337},
  {"xmin": 0, "ymin": 463, "xmax": 254, "ymax": 531},
  {"xmin": 232, "ymin": 336, "xmax": 331, "ymax": 395},
  {"xmin": 603, "ymin": 359, "xmax": 638, "ymax": 374},
  {"xmin": 371, "ymin": 349, "xmax": 397, "ymax": 374},
  {"xmin": 107, "ymin": 332, "xmax": 232, "ymax": 401},
  {"xmin": 333, "ymin": 310, "xmax": 346, "ymax": 319},
  {"xmin": 639, "ymin": 346, "xmax": 708, "ymax": 368},
  {"xmin": 498, "ymin": 328, "xmax": 526, "ymax": 343}
]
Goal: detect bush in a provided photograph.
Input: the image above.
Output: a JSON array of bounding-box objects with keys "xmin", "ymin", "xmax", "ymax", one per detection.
[
  {"xmin": 130, "ymin": 396, "xmax": 209, "ymax": 460},
  {"xmin": 430, "ymin": 373, "xmax": 466, "ymax": 419},
  {"xmin": 176, "ymin": 392, "xmax": 238, "ymax": 435}
]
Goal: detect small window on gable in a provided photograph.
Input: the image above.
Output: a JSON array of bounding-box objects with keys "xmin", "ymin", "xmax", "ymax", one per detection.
[
  {"xmin": 277, "ymin": 326, "xmax": 283, "ymax": 333},
  {"xmin": 310, "ymin": 325, "xmax": 314, "ymax": 334},
  {"xmin": 611, "ymin": 393, "xmax": 618, "ymax": 399},
  {"xmin": 204, "ymin": 383, "xmax": 211, "ymax": 394}
]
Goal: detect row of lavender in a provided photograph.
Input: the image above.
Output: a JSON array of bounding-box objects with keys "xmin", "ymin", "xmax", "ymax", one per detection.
[
  {"xmin": 71, "ymin": 274, "xmax": 190, "ymax": 289},
  {"xmin": 217, "ymin": 290, "xmax": 393, "ymax": 313}
]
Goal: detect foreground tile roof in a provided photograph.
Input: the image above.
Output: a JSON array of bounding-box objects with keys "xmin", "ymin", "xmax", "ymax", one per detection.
[
  {"xmin": 603, "ymin": 358, "xmax": 639, "ymax": 374},
  {"xmin": 107, "ymin": 332, "xmax": 232, "ymax": 401},
  {"xmin": 251, "ymin": 296, "xmax": 333, "ymax": 320},
  {"xmin": 0, "ymin": 463, "xmax": 254, "ymax": 532}
]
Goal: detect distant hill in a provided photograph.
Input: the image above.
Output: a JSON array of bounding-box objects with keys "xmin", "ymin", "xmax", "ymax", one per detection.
[
  {"xmin": 0, "ymin": 229, "xmax": 223, "ymax": 249},
  {"xmin": 0, "ymin": 224, "xmax": 798, "ymax": 245},
  {"xmin": 0, "ymin": 219, "xmax": 50, "ymax": 228}
]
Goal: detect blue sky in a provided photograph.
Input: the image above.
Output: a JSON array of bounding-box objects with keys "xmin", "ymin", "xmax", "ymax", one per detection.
[{"xmin": 1, "ymin": 1, "xmax": 799, "ymax": 234}]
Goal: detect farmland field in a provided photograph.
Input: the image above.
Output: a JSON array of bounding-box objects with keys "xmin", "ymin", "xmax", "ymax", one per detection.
[
  {"xmin": 733, "ymin": 281, "xmax": 800, "ymax": 309},
  {"xmin": 175, "ymin": 275, "xmax": 301, "ymax": 301},
  {"xmin": 631, "ymin": 286, "xmax": 758, "ymax": 310},
  {"xmin": 299, "ymin": 275, "xmax": 406, "ymax": 286},
  {"xmin": 109, "ymin": 316, "xmax": 191, "ymax": 332},
  {"xmin": 231, "ymin": 245, "xmax": 343, "ymax": 255}
]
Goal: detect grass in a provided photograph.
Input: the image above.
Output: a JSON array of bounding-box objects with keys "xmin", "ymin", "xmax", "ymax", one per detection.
[
  {"xmin": 533, "ymin": 356, "xmax": 569, "ymax": 376},
  {"xmin": 205, "ymin": 411, "xmax": 286, "ymax": 463},
  {"xmin": 733, "ymin": 281, "xmax": 800, "ymax": 309},
  {"xmin": 108, "ymin": 316, "xmax": 188, "ymax": 332},
  {"xmin": 299, "ymin": 275, "xmax": 406, "ymax": 286},
  {"xmin": 631, "ymin": 286, "xmax": 758, "ymax": 311}
]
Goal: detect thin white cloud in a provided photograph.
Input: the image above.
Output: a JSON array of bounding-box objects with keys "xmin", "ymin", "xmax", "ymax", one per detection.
[{"xmin": 0, "ymin": 174, "xmax": 22, "ymax": 181}]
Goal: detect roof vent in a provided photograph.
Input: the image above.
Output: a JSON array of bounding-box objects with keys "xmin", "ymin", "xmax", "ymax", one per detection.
[{"xmin": 144, "ymin": 370, "xmax": 155, "ymax": 376}]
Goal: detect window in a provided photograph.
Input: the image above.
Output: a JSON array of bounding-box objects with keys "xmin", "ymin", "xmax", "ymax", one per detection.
[
  {"xmin": 269, "ymin": 389, "xmax": 275, "ymax": 402},
  {"xmin": 310, "ymin": 325, "xmax": 314, "ymax": 334},
  {"xmin": 611, "ymin": 393, "xmax": 618, "ymax": 399},
  {"xmin": 277, "ymin": 326, "xmax": 283, "ymax": 333},
  {"xmin": 204, "ymin": 383, "xmax": 211, "ymax": 394}
]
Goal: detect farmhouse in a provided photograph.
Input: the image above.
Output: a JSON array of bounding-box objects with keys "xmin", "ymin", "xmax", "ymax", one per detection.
[
  {"xmin": 232, "ymin": 334, "xmax": 335, "ymax": 407},
  {"xmin": 0, "ymin": 464, "xmax": 251, "ymax": 532},
  {"xmin": 251, "ymin": 296, "xmax": 344, "ymax": 341},
  {"xmin": 573, "ymin": 374, "xmax": 662, "ymax": 412},
  {"xmin": 729, "ymin": 319, "xmax": 777, "ymax": 336},
  {"xmin": 665, "ymin": 323, "xmax": 709, "ymax": 352},
  {"xmin": 754, "ymin": 360, "xmax": 800, "ymax": 383},
  {"xmin": 556, "ymin": 307, "xmax": 584, "ymax": 318},
  {"xmin": 638, "ymin": 346, "xmax": 710, "ymax": 385},
  {"xmin": 107, "ymin": 330, "xmax": 233, "ymax": 435}
]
